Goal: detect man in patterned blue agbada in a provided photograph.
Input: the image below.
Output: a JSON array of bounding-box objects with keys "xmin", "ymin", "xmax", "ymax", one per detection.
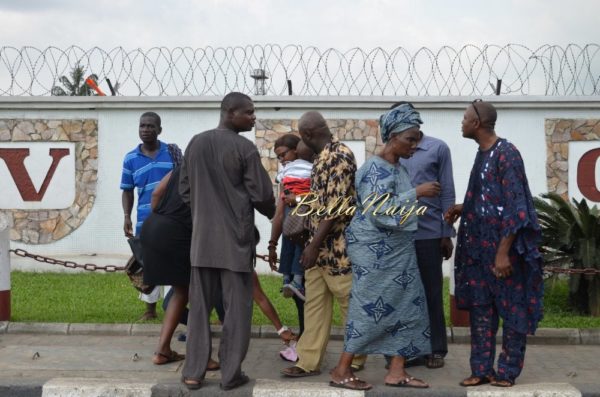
[
  {"xmin": 328, "ymin": 104, "xmax": 442, "ymax": 390},
  {"xmin": 445, "ymin": 100, "xmax": 543, "ymax": 388}
]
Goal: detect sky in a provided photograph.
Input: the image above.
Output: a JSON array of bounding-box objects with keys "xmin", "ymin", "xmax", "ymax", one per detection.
[{"xmin": 0, "ymin": 0, "xmax": 598, "ymax": 50}]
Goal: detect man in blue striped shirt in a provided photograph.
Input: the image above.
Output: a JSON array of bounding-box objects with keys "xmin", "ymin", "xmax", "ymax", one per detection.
[{"xmin": 121, "ymin": 112, "xmax": 180, "ymax": 320}]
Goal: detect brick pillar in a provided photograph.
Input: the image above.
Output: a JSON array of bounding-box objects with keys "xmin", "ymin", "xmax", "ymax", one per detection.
[{"xmin": 0, "ymin": 213, "xmax": 11, "ymax": 321}]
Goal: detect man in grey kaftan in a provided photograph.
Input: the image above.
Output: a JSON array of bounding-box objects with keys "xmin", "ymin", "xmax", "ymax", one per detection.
[{"xmin": 179, "ymin": 92, "xmax": 275, "ymax": 390}]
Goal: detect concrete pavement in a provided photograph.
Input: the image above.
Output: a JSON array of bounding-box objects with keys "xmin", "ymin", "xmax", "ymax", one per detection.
[{"xmin": 0, "ymin": 323, "xmax": 599, "ymax": 396}]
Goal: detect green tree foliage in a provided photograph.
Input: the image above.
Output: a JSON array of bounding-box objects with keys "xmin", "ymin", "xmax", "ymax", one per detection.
[
  {"xmin": 51, "ymin": 63, "xmax": 99, "ymax": 96},
  {"xmin": 534, "ymin": 193, "xmax": 600, "ymax": 316}
]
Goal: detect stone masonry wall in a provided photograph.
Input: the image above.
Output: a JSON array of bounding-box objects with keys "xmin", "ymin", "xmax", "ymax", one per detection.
[
  {"xmin": 545, "ymin": 119, "xmax": 600, "ymax": 198},
  {"xmin": 256, "ymin": 118, "xmax": 381, "ymax": 192},
  {"xmin": 0, "ymin": 119, "xmax": 98, "ymax": 244}
]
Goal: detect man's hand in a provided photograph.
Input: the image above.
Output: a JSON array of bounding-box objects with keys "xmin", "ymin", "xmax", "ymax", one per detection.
[
  {"xmin": 300, "ymin": 243, "xmax": 319, "ymax": 270},
  {"xmin": 283, "ymin": 193, "xmax": 297, "ymax": 206},
  {"xmin": 494, "ymin": 252, "xmax": 513, "ymax": 279},
  {"xmin": 440, "ymin": 237, "xmax": 454, "ymax": 260},
  {"xmin": 444, "ymin": 204, "xmax": 463, "ymax": 224},
  {"xmin": 268, "ymin": 246, "xmax": 278, "ymax": 271},
  {"xmin": 124, "ymin": 215, "xmax": 133, "ymax": 238},
  {"xmin": 415, "ymin": 181, "xmax": 441, "ymax": 198}
]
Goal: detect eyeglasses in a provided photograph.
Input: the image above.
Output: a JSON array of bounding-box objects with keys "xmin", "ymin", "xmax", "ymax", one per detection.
[
  {"xmin": 471, "ymin": 99, "xmax": 483, "ymax": 122},
  {"xmin": 276, "ymin": 149, "xmax": 290, "ymax": 160}
]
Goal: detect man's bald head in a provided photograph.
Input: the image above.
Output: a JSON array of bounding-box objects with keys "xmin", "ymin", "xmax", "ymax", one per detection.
[
  {"xmin": 298, "ymin": 111, "xmax": 327, "ymax": 132},
  {"xmin": 220, "ymin": 92, "xmax": 252, "ymax": 114},
  {"xmin": 298, "ymin": 111, "xmax": 331, "ymax": 153},
  {"xmin": 473, "ymin": 101, "xmax": 497, "ymax": 131}
]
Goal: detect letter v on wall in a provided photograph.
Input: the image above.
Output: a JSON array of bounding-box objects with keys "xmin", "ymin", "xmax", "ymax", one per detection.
[{"xmin": 0, "ymin": 148, "xmax": 70, "ymax": 201}]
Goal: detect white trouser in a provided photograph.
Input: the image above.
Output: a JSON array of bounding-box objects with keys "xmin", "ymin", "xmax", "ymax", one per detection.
[{"xmin": 139, "ymin": 286, "xmax": 161, "ymax": 304}]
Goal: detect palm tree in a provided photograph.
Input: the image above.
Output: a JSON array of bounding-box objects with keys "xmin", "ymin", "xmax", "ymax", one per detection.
[
  {"xmin": 51, "ymin": 63, "xmax": 99, "ymax": 96},
  {"xmin": 534, "ymin": 193, "xmax": 600, "ymax": 316}
]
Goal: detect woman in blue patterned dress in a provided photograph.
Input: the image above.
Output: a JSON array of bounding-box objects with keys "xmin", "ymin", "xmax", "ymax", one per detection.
[{"xmin": 329, "ymin": 104, "xmax": 442, "ymax": 390}]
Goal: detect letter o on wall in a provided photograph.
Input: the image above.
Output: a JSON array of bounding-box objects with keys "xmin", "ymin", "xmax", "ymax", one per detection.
[{"xmin": 577, "ymin": 148, "xmax": 600, "ymax": 202}]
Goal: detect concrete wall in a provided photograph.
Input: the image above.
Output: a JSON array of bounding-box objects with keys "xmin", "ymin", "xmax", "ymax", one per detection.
[{"xmin": 1, "ymin": 96, "xmax": 599, "ymax": 273}]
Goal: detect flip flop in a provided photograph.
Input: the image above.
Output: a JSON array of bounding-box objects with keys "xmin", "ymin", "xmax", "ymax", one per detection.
[
  {"xmin": 153, "ymin": 350, "xmax": 185, "ymax": 365},
  {"xmin": 329, "ymin": 376, "xmax": 372, "ymax": 390},
  {"xmin": 386, "ymin": 376, "xmax": 429, "ymax": 388},
  {"xmin": 459, "ymin": 375, "xmax": 493, "ymax": 387},
  {"xmin": 280, "ymin": 366, "xmax": 321, "ymax": 377}
]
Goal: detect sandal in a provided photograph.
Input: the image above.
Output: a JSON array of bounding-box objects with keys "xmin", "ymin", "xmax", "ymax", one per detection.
[
  {"xmin": 386, "ymin": 376, "xmax": 429, "ymax": 388},
  {"xmin": 138, "ymin": 311, "xmax": 157, "ymax": 321},
  {"xmin": 329, "ymin": 376, "xmax": 372, "ymax": 390},
  {"xmin": 459, "ymin": 375, "xmax": 493, "ymax": 387},
  {"xmin": 181, "ymin": 377, "xmax": 201, "ymax": 390},
  {"xmin": 426, "ymin": 354, "xmax": 445, "ymax": 369},
  {"xmin": 207, "ymin": 358, "xmax": 220, "ymax": 371},
  {"xmin": 153, "ymin": 350, "xmax": 185, "ymax": 365},
  {"xmin": 281, "ymin": 366, "xmax": 321, "ymax": 378},
  {"xmin": 350, "ymin": 363, "xmax": 365, "ymax": 372},
  {"xmin": 491, "ymin": 379, "xmax": 514, "ymax": 387}
]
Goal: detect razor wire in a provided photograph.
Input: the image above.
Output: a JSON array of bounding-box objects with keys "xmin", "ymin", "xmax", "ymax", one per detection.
[{"xmin": 0, "ymin": 44, "xmax": 599, "ymax": 96}]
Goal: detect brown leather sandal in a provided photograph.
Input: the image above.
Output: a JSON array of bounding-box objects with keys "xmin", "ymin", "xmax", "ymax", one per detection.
[{"xmin": 459, "ymin": 375, "xmax": 494, "ymax": 387}]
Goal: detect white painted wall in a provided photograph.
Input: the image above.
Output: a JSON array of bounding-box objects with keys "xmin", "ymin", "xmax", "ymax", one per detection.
[{"xmin": 1, "ymin": 96, "xmax": 599, "ymax": 273}]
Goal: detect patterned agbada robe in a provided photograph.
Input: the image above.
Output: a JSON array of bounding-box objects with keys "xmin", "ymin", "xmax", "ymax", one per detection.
[
  {"xmin": 305, "ymin": 137, "xmax": 356, "ymax": 274},
  {"xmin": 344, "ymin": 156, "xmax": 431, "ymax": 357},
  {"xmin": 455, "ymin": 138, "xmax": 543, "ymax": 334}
]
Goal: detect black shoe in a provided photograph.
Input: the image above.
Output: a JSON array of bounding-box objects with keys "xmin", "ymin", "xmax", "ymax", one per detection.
[{"xmin": 220, "ymin": 373, "xmax": 250, "ymax": 390}]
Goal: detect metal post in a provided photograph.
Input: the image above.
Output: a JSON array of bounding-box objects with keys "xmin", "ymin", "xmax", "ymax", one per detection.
[{"xmin": 0, "ymin": 213, "xmax": 11, "ymax": 321}]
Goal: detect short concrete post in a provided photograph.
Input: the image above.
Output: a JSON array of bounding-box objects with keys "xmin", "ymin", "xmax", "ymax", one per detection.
[
  {"xmin": 449, "ymin": 260, "xmax": 469, "ymax": 327},
  {"xmin": 0, "ymin": 213, "xmax": 11, "ymax": 321}
]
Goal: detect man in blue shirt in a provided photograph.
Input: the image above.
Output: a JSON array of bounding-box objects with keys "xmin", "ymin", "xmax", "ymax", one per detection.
[
  {"xmin": 397, "ymin": 102, "xmax": 456, "ymax": 369},
  {"xmin": 121, "ymin": 112, "xmax": 181, "ymax": 320}
]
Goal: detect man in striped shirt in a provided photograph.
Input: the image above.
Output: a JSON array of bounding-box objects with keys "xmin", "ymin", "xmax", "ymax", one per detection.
[{"xmin": 121, "ymin": 112, "xmax": 181, "ymax": 320}]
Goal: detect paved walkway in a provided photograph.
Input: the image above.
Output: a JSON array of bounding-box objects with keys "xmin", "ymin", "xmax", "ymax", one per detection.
[{"xmin": 0, "ymin": 326, "xmax": 599, "ymax": 396}]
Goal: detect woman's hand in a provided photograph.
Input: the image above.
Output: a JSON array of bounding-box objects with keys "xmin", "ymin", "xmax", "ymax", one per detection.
[
  {"xmin": 415, "ymin": 181, "xmax": 441, "ymax": 198},
  {"xmin": 444, "ymin": 204, "xmax": 463, "ymax": 224},
  {"xmin": 279, "ymin": 329, "xmax": 297, "ymax": 343},
  {"xmin": 268, "ymin": 246, "xmax": 278, "ymax": 271}
]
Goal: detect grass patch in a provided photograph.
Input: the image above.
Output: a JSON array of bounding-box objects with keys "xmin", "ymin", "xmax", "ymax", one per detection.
[{"xmin": 9, "ymin": 271, "xmax": 600, "ymax": 328}]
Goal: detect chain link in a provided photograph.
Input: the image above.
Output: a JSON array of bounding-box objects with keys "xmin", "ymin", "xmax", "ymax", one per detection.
[{"xmin": 9, "ymin": 248, "xmax": 276, "ymax": 272}]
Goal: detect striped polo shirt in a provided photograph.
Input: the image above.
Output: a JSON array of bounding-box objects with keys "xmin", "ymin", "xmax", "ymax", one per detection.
[{"xmin": 120, "ymin": 140, "xmax": 174, "ymax": 235}]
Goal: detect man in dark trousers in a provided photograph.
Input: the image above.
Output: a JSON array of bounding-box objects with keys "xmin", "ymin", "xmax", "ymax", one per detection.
[
  {"xmin": 179, "ymin": 92, "xmax": 275, "ymax": 391},
  {"xmin": 397, "ymin": 102, "xmax": 456, "ymax": 369}
]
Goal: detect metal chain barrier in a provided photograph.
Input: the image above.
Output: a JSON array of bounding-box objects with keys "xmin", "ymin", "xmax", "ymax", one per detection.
[
  {"xmin": 9, "ymin": 248, "xmax": 276, "ymax": 272},
  {"xmin": 1, "ymin": 44, "xmax": 599, "ymax": 96},
  {"xmin": 543, "ymin": 266, "xmax": 600, "ymax": 276},
  {"xmin": 9, "ymin": 249, "xmax": 598, "ymax": 275}
]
